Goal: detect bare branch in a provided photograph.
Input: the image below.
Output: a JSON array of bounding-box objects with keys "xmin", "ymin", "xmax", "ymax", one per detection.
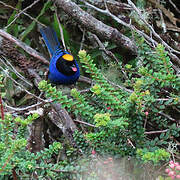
[
  {"xmin": 54, "ymin": 4, "xmax": 67, "ymax": 51},
  {"xmin": 158, "ymin": 112, "xmax": 177, "ymax": 122},
  {"xmin": 0, "ymin": 29, "xmax": 49, "ymax": 65},
  {"xmin": 127, "ymin": 0, "xmax": 179, "ymax": 55},
  {"xmin": 74, "ymin": 119, "xmax": 96, "ymax": 127},
  {"xmin": 168, "ymin": 0, "xmax": 180, "ymax": 14},
  {"xmin": 5, "ymin": 101, "xmax": 50, "ymax": 113},
  {"xmin": 55, "ymin": 0, "xmax": 138, "ymax": 59},
  {"xmin": 0, "ymin": 66, "xmax": 46, "ymax": 103},
  {"xmin": 145, "ymin": 129, "xmax": 168, "ymax": 134},
  {"xmin": 0, "ymin": 54, "xmax": 33, "ymax": 87},
  {"xmin": 83, "ymin": 0, "xmax": 180, "ymax": 67}
]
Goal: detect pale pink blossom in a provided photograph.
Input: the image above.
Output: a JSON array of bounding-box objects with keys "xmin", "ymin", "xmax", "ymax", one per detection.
[
  {"xmin": 91, "ymin": 149, "xmax": 96, "ymax": 155},
  {"xmin": 170, "ymin": 164, "xmax": 175, "ymax": 169},
  {"xmin": 169, "ymin": 160, "xmax": 174, "ymax": 164},
  {"xmin": 168, "ymin": 171, "xmax": 176, "ymax": 176},
  {"xmin": 165, "ymin": 168, "xmax": 170, "ymax": 173},
  {"xmin": 174, "ymin": 162, "xmax": 179, "ymax": 166}
]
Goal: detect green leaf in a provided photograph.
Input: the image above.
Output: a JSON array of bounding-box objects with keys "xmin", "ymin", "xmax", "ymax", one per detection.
[
  {"xmin": 7, "ymin": 0, "xmax": 22, "ymax": 34},
  {"xmin": 20, "ymin": 0, "xmax": 52, "ymax": 41}
]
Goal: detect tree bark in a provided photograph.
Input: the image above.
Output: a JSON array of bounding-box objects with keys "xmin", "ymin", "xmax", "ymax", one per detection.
[{"xmin": 55, "ymin": 0, "xmax": 137, "ymax": 60}]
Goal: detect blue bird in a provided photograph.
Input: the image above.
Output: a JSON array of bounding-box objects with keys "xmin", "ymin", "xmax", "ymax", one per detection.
[{"xmin": 40, "ymin": 27, "xmax": 80, "ymax": 84}]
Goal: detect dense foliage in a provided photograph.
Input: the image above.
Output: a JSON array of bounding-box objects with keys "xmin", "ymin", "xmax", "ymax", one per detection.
[{"xmin": 0, "ymin": 0, "xmax": 179, "ymax": 179}]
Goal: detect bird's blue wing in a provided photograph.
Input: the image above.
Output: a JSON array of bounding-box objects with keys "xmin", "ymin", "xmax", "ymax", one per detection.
[{"xmin": 40, "ymin": 27, "xmax": 60, "ymax": 56}]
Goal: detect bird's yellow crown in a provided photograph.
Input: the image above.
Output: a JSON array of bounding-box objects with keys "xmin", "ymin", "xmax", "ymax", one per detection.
[{"xmin": 62, "ymin": 54, "xmax": 74, "ymax": 61}]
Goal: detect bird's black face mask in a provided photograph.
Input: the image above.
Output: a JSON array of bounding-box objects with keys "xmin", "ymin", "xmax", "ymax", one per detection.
[{"xmin": 56, "ymin": 54, "xmax": 77, "ymax": 76}]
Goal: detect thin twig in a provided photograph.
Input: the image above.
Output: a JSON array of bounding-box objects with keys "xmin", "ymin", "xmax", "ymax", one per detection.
[
  {"xmin": 155, "ymin": 98, "xmax": 174, "ymax": 101},
  {"xmin": 0, "ymin": 1, "xmax": 45, "ymax": 27},
  {"xmin": 145, "ymin": 129, "xmax": 168, "ymax": 134},
  {"xmin": 127, "ymin": 138, "xmax": 136, "ymax": 149},
  {"xmin": 92, "ymin": 33, "xmax": 128, "ymax": 79},
  {"xmin": 80, "ymin": 28, "xmax": 86, "ymax": 51},
  {"xmin": 5, "ymin": 101, "xmax": 51, "ymax": 112},
  {"xmin": 104, "ymin": 76, "xmax": 133, "ymax": 93},
  {"xmin": 144, "ymin": 115, "xmax": 148, "ymax": 129},
  {"xmin": 5, "ymin": 0, "xmax": 41, "ymax": 29},
  {"xmin": 0, "ymin": 66, "xmax": 46, "ymax": 103},
  {"xmin": 92, "ymin": 34, "xmax": 118, "ymax": 63},
  {"xmin": 158, "ymin": 112, "xmax": 176, "ymax": 122},
  {"xmin": 83, "ymin": 0, "xmax": 180, "ymax": 67},
  {"xmin": 74, "ymin": 119, "xmax": 96, "ymax": 127},
  {"xmin": 54, "ymin": 4, "xmax": 67, "ymax": 51},
  {"xmin": 168, "ymin": 0, "xmax": 180, "ymax": 14},
  {"xmin": 0, "ymin": 54, "xmax": 33, "ymax": 87},
  {"xmin": 127, "ymin": 0, "xmax": 180, "ymax": 55}
]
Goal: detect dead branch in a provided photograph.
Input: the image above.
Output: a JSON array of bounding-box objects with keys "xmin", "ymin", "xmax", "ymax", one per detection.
[
  {"xmin": 74, "ymin": 119, "xmax": 96, "ymax": 127},
  {"xmin": 55, "ymin": 0, "xmax": 138, "ymax": 59},
  {"xmin": 127, "ymin": 0, "xmax": 180, "ymax": 55},
  {"xmin": 168, "ymin": 0, "xmax": 180, "ymax": 14},
  {"xmin": 85, "ymin": 0, "xmax": 132, "ymax": 15},
  {"xmin": 147, "ymin": 0, "xmax": 178, "ymax": 25},
  {"xmin": 27, "ymin": 68, "xmax": 78, "ymax": 146},
  {"xmin": 0, "ymin": 29, "xmax": 49, "ymax": 65},
  {"xmin": 82, "ymin": 0, "xmax": 180, "ymax": 68},
  {"xmin": 27, "ymin": 117, "xmax": 44, "ymax": 153},
  {"xmin": 145, "ymin": 129, "xmax": 168, "ymax": 134}
]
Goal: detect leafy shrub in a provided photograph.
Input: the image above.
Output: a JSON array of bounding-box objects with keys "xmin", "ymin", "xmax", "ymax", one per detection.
[
  {"xmin": 1, "ymin": 37, "xmax": 179, "ymax": 178},
  {"xmin": 0, "ymin": 113, "xmax": 66, "ymax": 178},
  {"xmin": 39, "ymin": 42, "xmax": 179, "ymax": 162}
]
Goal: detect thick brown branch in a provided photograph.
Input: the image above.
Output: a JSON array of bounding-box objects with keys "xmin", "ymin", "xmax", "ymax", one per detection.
[
  {"xmin": 27, "ymin": 118, "xmax": 44, "ymax": 153},
  {"xmin": 0, "ymin": 29, "xmax": 49, "ymax": 65},
  {"xmin": 55, "ymin": 0, "xmax": 137, "ymax": 59},
  {"xmin": 27, "ymin": 68, "xmax": 78, "ymax": 145}
]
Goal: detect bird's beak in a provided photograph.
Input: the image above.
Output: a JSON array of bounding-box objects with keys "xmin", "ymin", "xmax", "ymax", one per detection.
[{"xmin": 71, "ymin": 65, "xmax": 77, "ymax": 72}]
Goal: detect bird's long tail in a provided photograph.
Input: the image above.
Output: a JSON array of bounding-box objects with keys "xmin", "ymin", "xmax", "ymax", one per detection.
[{"xmin": 40, "ymin": 27, "xmax": 60, "ymax": 56}]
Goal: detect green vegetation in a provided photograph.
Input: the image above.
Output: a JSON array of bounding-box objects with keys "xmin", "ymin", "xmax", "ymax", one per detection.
[{"xmin": 0, "ymin": 0, "xmax": 179, "ymax": 179}]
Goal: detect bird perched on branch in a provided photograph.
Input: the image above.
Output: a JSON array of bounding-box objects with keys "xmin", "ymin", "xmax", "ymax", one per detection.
[{"xmin": 40, "ymin": 26, "xmax": 80, "ymax": 84}]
